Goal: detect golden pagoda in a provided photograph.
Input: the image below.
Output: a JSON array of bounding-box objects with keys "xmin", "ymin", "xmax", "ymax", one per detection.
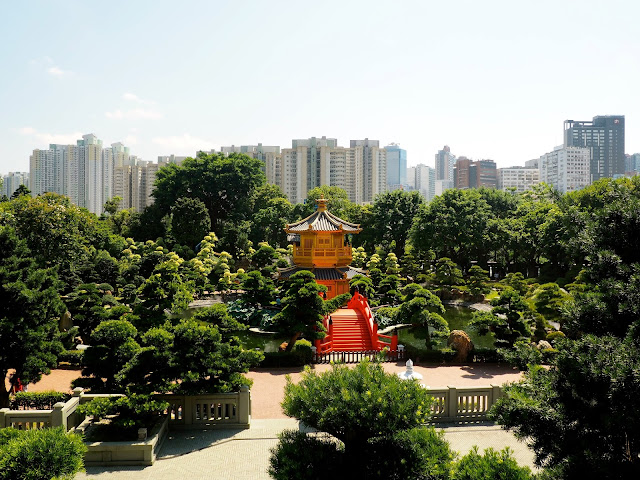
[{"xmin": 280, "ymin": 196, "xmax": 365, "ymax": 299}]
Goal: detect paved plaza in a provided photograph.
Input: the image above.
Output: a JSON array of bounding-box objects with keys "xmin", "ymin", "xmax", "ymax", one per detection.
[{"xmin": 25, "ymin": 364, "xmax": 536, "ymax": 479}]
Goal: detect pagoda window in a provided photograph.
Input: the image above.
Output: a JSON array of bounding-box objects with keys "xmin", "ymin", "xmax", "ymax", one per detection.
[{"xmin": 304, "ymin": 238, "xmax": 313, "ymax": 248}]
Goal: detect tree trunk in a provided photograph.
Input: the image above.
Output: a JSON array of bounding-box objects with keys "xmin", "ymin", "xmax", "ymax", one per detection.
[{"xmin": 285, "ymin": 332, "xmax": 301, "ymax": 352}]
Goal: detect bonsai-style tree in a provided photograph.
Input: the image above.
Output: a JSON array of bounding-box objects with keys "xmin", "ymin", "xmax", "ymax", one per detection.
[
  {"xmin": 467, "ymin": 265, "xmax": 491, "ymax": 298},
  {"xmin": 272, "ymin": 271, "xmax": 327, "ymax": 351},
  {"xmin": 502, "ymin": 272, "xmax": 529, "ymax": 296},
  {"xmin": 64, "ymin": 282, "xmax": 119, "ymax": 342},
  {"xmin": 471, "ymin": 288, "xmax": 533, "ymax": 348},
  {"xmin": 398, "ymin": 283, "xmax": 449, "ymax": 348},
  {"xmin": 270, "ymin": 361, "xmax": 454, "ymax": 480},
  {"xmin": 434, "ymin": 257, "xmax": 465, "ymax": 293},
  {"xmin": 350, "ymin": 274, "xmax": 375, "ymax": 299}
]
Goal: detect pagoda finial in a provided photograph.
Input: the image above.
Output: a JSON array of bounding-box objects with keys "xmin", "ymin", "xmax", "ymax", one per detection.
[{"xmin": 316, "ymin": 194, "xmax": 328, "ymax": 212}]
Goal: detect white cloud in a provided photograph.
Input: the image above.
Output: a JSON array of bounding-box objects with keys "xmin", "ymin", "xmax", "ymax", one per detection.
[
  {"xmin": 105, "ymin": 108, "xmax": 163, "ymax": 120},
  {"xmin": 47, "ymin": 66, "xmax": 73, "ymax": 77},
  {"xmin": 122, "ymin": 92, "xmax": 155, "ymax": 105},
  {"xmin": 16, "ymin": 127, "xmax": 83, "ymax": 145},
  {"xmin": 152, "ymin": 134, "xmax": 215, "ymax": 154}
]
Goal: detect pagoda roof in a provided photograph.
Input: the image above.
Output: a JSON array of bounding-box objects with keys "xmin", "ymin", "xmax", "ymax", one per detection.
[{"xmin": 285, "ymin": 198, "xmax": 361, "ymax": 233}]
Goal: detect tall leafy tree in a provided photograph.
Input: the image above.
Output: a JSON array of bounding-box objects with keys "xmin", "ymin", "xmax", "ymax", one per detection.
[
  {"xmin": 152, "ymin": 152, "xmax": 266, "ymax": 230},
  {"xmin": 0, "ymin": 227, "xmax": 65, "ymax": 407},
  {"xmin": 170, "ymin": 196, "xmax": 211, "ymax": 248}
]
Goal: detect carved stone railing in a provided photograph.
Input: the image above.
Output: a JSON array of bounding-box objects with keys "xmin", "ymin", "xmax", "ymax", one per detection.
[
  {"xmin": 427, "ymin": 385, "xmax": 503, "ymax": 423},
  {"xmin": 0, "ymin": 386, "xmax": 252, "ymax": 431}
]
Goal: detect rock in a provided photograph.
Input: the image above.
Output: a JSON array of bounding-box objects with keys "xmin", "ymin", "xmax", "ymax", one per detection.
[
  {"xmin": 447, "ymin": 330, "xmax": 474, "ymax": 363},
  {"xmin": 59, "ymin": 310, "xmax": 73, "ymax": 331},
  {"xmin": 537, "ymin": 340, "xmax": 552, "ymax": 350}
]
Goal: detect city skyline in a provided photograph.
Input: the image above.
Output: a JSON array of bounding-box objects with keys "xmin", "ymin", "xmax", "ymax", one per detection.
[{"xmin": 1, "ymin": 1, "xmax": 639, "ymax": 174}]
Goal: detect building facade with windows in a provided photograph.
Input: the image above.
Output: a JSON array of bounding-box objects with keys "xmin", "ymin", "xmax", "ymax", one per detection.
[
  {"xmin": 564, "ymin": 115, "xmax": 625, "ymax": 181},
  {"xmin": 539, "ymin": 145, "xmax": 591, "ymax": 194},
  {"xmin": 497, "ymin": 167, "xmax": 540, "ymax": 192}
]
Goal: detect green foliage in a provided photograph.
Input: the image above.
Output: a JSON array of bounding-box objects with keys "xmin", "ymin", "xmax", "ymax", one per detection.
[
  {"xmin": 191, "ymin": 303, "xmax": 247, "ymax": 340},
  {"xmin": 249, "ymin": 244, "xmax": 279, "ymax": 275},
  {"xmin": 0, "ymin": 427, "xmax": 86, "ymax": 480},
  {"xmin": 471, "ymin": 288, "xmax": 533, "ymax": 348},
  {"xmin": 467, "ymin": 265, "xmax": 491, "ymax": 297},
  {"xmin": 490, "ymin": 335, "xmax": 640, "ymax": 479},
  {"xmin": 351, "ymin": 246, "xmax": 367, "ymax": 268},
  {"xmin": 269, "ymin": 430, "xmax": 344, "ymax": 480},
  {"xmin": 531, "ymin": 283, "xmax": 570, "ymax": 323},
  {"xmin": 77, "ymin": 393, "xmax": 168, "ymax": 430},
  {"xmin": 0, "ymin": 226, "xmax": 65, "ymax": 407},
  {"xmin": 10, "ymin": 391, "xmax": 70, "ymax": 410},
  {"xmin": 398, "ymin": 284, "xmax": 448, "ymax": 348},
  {"xmin": 374, "ymin": 306, "xmax": 399, "ymax": 328},
  {"xmin": 503, "ymin": 272, "xmax": 529, "ymax": 296},
  {"xmin": 260, "ymin": 340, "xmax": 314, "ymax": 367},
  {"xmin": 349, "ymin": 274, "xmax": 375, "ymax": 299},
  {"xmin": 82, "ymin": 319, "xmax": 141, "ymax": 391},
  {"xmin": 64, "ymin": 282, "xmax": 119, "ymax": 342},
  {"xmin": 170, "ymin": 196, "xmax": 211, "ymax": 248},
  {"xmin": 498, "ymin": 340, "xmax": 542, "ymax": 370},
  {"xmin": 452, "ymin": 446, "xmax": 533, "ymax": 480},
  {"xmin": 322, "ymin": 292, "xmax": 351, "ymax": 315},
  {"xmin": 367, "ymin": 427, "xmax": 454, "ymax": 480},
  {"xmin": 272, "ymin": 271, "xmax": 326, "ymax": 351},
  {"xmin": 57, "ymin": 349, "xmax": 84, "ymax": 367},
  {"xmin": 434, "ymin": 257, "xmax": 465, "ymax": 290},
  {"xmin": 249, "ymin": 186, "xmax": 292, "ymax": 248}
]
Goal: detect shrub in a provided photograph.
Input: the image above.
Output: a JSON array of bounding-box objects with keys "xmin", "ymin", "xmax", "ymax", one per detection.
[
  {"xmin": 452, "ymin": 446, "xmax": 533, "ymax": 480},
  {"xmin": 404, "ymin": 345, "xmax": 456, "ymax": 363},
  {"xmin": 546, "ymin": 330, "xmax": 566, "ymax": 344},
  {"xmin": 0, "ymin": 427, "xmax": 86, "ymax": 480},
  {"xmin": 10, "ymin": 391, "xmax": 71, "ymax": 410},
  {"xmin": 269, "ymin": 430, "xmax": 343, "ymax": 480},
  {"xmin": 498, "ymin": 340, "xmax": 542, "ymax": 370},
  {"xmin": 77, "ymin": 393, "xmax": 168, "ymax": 431},
  {"xmin": 367, "ymin": 427, "xmax": 454, "ymax": 480},
  {"xmin": 259, "ymin": 340, "xmax": 314, "ymax": 367}
]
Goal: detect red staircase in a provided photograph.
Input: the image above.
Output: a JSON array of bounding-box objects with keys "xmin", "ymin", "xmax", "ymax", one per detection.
[{"xmin": 330, "ymin": 309, "xmax": 374, "ymax": 351}]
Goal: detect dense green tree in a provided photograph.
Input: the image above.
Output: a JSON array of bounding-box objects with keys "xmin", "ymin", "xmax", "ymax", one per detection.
[
  {"xmin": 250, "ymin": 197, "xmax": 293, "ymax": 248},
  {"xmin": 250, "ymin": 243, "xmax": 279, "ymax": 275},
  {"xmin": 490, "ymin": 335, "xmax": 640, "ymax": 479},
  {"xmin": 64, "ymin": 282, "xmax": 120, "ymax": 342},
  {"xmin": 9, "ymin": 184, "xmax": 31, "ymax": 199},
  {"xmin": 153, "ymin": 152, "xmax": 266, "ymax": 229},
  {"xmin": 502, "ymin": 271, "xmax": 529, "ymax": 295},
  {"xmin": 170, "ymin": 196, "xmax": 211, "ymax": 248},
  {"xmin": 360, "ymin": 190, "xmax": 424, "ymax": 257},
  {"xmin": 350, "ymin": 274, "xmax": 376, "ymax": 299},
  {"xmin": 410, "ymin": 189, "xmax": 492, "ymax": 269},
  {"xmin": 240, "ymin": 270, "xmax": 277, "ymax": 308},
  {"xmin": 277, "ymin": 361, "xmax": 448, "ymax": 478},
  {"xmin": 0, "ymin": 227, "xmax": 65, "ymax": 408},
  {"xmin": 299, "ymin": 186, "xmax": 352, "ymax": 219},
  {"xmin": 272, "ymin": 271, "xmax": 327, "ymax": 351},
  {"xmin": 531, "ymin": 283, "xmax": 570, "ymax": 324}
]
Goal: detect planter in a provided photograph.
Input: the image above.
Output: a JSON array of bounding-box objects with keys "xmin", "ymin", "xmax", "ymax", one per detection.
[{"xmin": 76, "ymin": 415, "xmax": 168, "ymax": 466}]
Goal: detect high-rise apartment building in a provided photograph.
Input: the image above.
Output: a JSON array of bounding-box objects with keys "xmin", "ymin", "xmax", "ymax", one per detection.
[
  {"xmin": 625, "ymin": 153, "xmax": 640, "ymax": 175},
  {"xmin": 564, "ymin": 115, "xmax": 625, "ymax": 181},
  {"xmin": 435, "ymin": 145, "xmax": 455, "ymax": 182},
  {"xmin": 406, "ymin": 167, "xmax": 416, "ymax": 189},
  {"xmin": 275, "ymin": 137, "xmax": 386, "ymax": 205},
  {"xmin": 220, "ymin": 144, "xmax": 280, "ymax": 185},
  {"xmin": 385, "ymin": 143, "xmax": 407, "ymax": 189},
  {"xmin": 539, "ymin": 145, "xmax": 591, "ymax": 194},
  {"xmin": 454, "ymin": 158, "xmax": 497, "ymax": 189},
  {"xmin": 2, "ymin": 172, "xmax": 29, "ymax": 197},
  {"xmin": 497, "ymin": 167, "xmax": 540, "ymax": 192},
  {"xmin": 414, "ymin": 164, "xmax": 436, "ymax": 201}
]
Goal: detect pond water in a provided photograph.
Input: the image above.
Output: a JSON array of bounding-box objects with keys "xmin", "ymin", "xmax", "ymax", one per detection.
[{"xmin": 398, "ymin": 306, "xmax": 495, "ymax": 350}]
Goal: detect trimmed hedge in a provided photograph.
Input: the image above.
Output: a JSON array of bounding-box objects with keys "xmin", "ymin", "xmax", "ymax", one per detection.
[
  {"xmin": 10, "ymin": 391, "xmax": 71, "ymax": 410},
  {"xmin": 57, "ymin": 349, "xmax": 84, "ymax": 367},
  {"xmin": 259, "ymin": 339, "xmax": 314, "ymax": 367}
]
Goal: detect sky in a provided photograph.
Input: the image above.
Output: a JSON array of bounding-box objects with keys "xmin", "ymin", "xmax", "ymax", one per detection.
[{"xmin": 1, "ymin": 0, "xmax": 639, "ymax": 174}]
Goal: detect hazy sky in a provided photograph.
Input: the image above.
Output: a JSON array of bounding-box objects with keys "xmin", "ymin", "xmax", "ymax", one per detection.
[{"xmin": 1, "ymin": 0, "xmax": 639, "ymax": 174}]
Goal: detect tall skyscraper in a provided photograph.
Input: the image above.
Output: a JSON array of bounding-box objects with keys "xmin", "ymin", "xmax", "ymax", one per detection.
[
  {"xmin": 625, "ymin": 153, "xmax": 640, "ymax": 175},
  {"xmin": 385, "ymin": 143, "xmax": 407, "ymax": 188},
  {"xmin": 435, "ymin": 145, "xmax": 455, "ymax": 182},
  {"xmin": 564, "ymin": 115, "xmax": 625, "ymax": 181},
  {"xmin": 350, "ymin": 138, "xmax": 386, "ymax": 203}
]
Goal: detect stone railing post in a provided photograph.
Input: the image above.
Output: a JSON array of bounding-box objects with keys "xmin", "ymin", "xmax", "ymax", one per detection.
[
  {"xmin": 52, "ymin": 402, "xmax": 66, "ymax": 429},
  {"xmin": 0, "ymin": 407, "xmax": 8, "ymax": 428},
  {"xmin": 490, "ymin": 384, "xmax": 502, "ymax": 408},
  {"xmin": 447, "ymin": 387, "xmax": 458, "ymax": 421},
  {"xmin": 73, "ymin": 387, "xmax": 84, "ymax": 398},
  {"xmin": 238, "ymin": 386, "xmax": 251, "ymax": 425}
]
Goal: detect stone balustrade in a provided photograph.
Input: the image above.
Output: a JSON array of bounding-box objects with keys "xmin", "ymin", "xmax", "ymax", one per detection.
[{"xmin": 428, "ymin": 385, "xmax": 503, "ymax": 423}]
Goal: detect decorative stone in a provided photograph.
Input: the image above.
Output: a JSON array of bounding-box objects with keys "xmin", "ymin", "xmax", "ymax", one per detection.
[
  {"xmin": 537, "ymin": 340, "xmax": 552, "ymax": 350},
  {"xmin": 397, "ymin": 359, "xmax": 423, "ymax": 381},
  {"xmin": 137, "ymin": 428, "xmax": 147, "ymax": 440},
  {"xmin": 447, "ymin": 330, "xmax": 474, "ymax": 362}
]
